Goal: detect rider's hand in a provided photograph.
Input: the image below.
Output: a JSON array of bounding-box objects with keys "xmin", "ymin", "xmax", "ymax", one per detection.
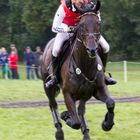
[
  {"xmin": 63, "ymin": 26, "xmax": 71, "ymax": 33},
  {"xmin": 69, "ymin": 27, "xmax": 77, "ymax": 33}
]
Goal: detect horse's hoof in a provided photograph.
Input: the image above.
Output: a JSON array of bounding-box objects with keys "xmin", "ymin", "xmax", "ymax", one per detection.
[
  {"xmin": 83, "ymin": 133, "xmax": 90, "ymax": 140},
  {"xmin": 61, "ymin": 111, "xmax": 70, "ymax": 122},
  {"xmin": 55, "ymin": 129, "xmax": 64, "ymax": 140},
  {"xmin": 65, "ymin": 118, "xmax": 81, "ymax": 129},
  {"xmin": 102, "ymin": 121, "xmax": 114, "ymax": 131},
  {"xmin": 61, "ymin": 111, "xmax": 81, "ymax": 129},
  {"xmin": 71, "ymin": 122, "xmax": 81, "ymax": 129}
]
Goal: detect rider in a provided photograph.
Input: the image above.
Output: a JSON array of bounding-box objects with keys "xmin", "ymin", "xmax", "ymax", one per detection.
[{"xmin": 45, "ymin": 0, "xmax": 117, "ymax": 88}]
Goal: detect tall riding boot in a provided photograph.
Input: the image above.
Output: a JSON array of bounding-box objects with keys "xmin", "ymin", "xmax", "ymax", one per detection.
[
  {"xmin": 45, "ymin": 55, "xmax": 59, "ymax": 88},
  {"xmin": 102, "ymin": 53, "xmax": 117, "ymax": 85}
]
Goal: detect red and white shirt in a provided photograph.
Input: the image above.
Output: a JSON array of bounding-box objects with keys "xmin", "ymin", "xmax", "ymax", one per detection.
[{"xmin": 52, "ymin": 0, "xmax": 101, "ymax": 33}]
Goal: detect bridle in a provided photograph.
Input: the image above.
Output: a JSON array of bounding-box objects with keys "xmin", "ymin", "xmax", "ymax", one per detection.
[
  {"xmin": 69, "ymin": 12, "xmax": 102, "ymax": 84},
  {"xmin": 76, "ymin": 12, "xmax": 101, "ymax": 44}
]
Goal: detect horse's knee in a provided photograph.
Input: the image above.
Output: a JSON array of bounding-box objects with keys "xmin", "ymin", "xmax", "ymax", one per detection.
[{"xmin": 106, "ymin": 97, "xmax": 115, "ymax": 110}]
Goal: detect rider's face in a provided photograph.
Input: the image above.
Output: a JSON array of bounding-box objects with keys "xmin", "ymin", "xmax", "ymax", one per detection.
[{"xmin": 72, "ymin": 0, "xmax": 83, "ymax": 8}]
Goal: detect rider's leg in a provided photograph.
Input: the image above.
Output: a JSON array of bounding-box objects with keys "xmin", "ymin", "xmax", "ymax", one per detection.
[
  {"xmin": 98, "ymin": 35, "xmax": 117, "ymax": 85},
  {"xmin": 46, "ymin": 32, "xmax": 72, "ymax": 88}
]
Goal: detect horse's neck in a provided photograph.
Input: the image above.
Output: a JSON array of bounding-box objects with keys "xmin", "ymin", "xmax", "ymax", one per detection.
[{"xmin": 73, "ymin": 44, "xmax": 97, "ymax": 75}]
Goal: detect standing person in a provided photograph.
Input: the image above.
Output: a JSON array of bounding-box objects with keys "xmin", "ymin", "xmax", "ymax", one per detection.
[
  {"xmin": 34, "ymin": 46, "xmax": 43, "ymax": 79},
  {"xmin": 0, "ymin": 48, "xmax": 9, "ymax": 79},
  {"xmin": 8, "ymin": 50, "xmax": 20, "ymax": 79},
  {"xmin": 0, "ymin": 48, "xmax": 2, "ymax": 78},
  {"xmin": 10, "ymin": 43, "xmax": 18, "ymax": 54},
  {"xmin": 24, "ymin": 46, "xmax": 35, "ymax": 80},
  {"xmin": 46, "ymin": 0, "xmax": 117, "ymax": 88}
]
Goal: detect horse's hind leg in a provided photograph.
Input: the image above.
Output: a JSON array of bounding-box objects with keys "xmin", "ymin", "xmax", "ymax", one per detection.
[
  {"xmin": 78, "ymin": 100, "xmax": 90, "ymax": 140},
  {"xmin": 44, "ymin": 86, "xmax": 64, "ymax": 140},
  {"xmin": 62, "ymin": 93, "xmax": 81, "ymax": 129},
  {"xmin": 94, "ymin": 86, "xmax": 115, "ymax": 131}
]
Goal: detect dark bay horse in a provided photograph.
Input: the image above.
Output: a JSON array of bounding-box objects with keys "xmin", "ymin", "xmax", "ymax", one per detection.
[{"xmin": 41, "ymin": 10, "xmax": 115, "ymax": 140}]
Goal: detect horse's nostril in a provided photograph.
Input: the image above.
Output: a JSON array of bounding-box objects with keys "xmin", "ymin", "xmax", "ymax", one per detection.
[
  {"xmin": 86, "ymin": 48, "xmax": 96, "ymax": 58},
  {"xmin": 91, "ymin": 50, "xmax": 95, "ymax": 55},
  {"xmin": 87, "ymin": 48, "xmax": 95, "ymax": 54}
]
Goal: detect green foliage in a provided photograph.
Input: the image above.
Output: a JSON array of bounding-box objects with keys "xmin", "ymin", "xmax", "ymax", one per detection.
[
  {"xmin": 0, "ymin": 0, "xmax": 139, "ymax": 60},
  {"xmin": 102, "ymin": 0, "xmax": 140, "ymax": 60},
  {"xmin": 0, "ymin": 0, "xmax": 11, "ymax": 47}
]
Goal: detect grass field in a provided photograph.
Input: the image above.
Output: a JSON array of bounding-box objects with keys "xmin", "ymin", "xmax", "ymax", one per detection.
[
  {"xmin": 0, "ymin": 103, "xmax": 140, "ymax": 140},
  {"xmin": 0, "ymin": 62, "xmax": 140, "ymax": 140},
  {"xmin": 0, "ymin": 62, "xmax": 140, "ymax": 102},
  {"xmin": 0, "ymin": 78, "xmax": 140, "ymax": 102}
]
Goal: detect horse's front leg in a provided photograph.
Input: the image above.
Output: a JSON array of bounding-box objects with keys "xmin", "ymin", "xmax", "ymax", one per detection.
[
  {"xmin": 95, "ymin": 85, "xmax": 115, "ymax": 131},
  {"xmin": 78, "ymin": 100, "xmax": 90, "ymax": 140},
  {"xmin": 62, "ymin": 92, "xmax": 81, "ymax": 129},
  {"xmin": 44, "ymin": 86, "xmax": 64, "ymax": 140}
]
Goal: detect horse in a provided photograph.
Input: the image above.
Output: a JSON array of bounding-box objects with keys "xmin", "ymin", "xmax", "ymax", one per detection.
[{"xmin": 41, "ymin": 4, "xmax": 115, "ymax": 140}]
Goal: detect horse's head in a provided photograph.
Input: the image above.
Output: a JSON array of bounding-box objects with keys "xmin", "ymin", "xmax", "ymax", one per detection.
[{"xmin": 76, "ymin": 1, "xmax": 101, "ymax": 58}]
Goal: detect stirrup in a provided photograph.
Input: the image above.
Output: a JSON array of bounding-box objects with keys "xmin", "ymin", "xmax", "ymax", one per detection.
[{"xmin": 105, "ymin": 73, "xmax": 117, "ymax": 85}]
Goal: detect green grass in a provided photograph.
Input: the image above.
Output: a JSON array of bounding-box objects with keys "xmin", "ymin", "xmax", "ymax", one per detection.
[
  {"xmin": 0, "ymin": 80, "xmax": 46, "ymax": 102},
  {"xmin": 0, "ymin": 62, "xmax": 140, "ymax": 102},
  {"xmin": 0, "ymin": 62, "xmax": 140, "ymax": 140},
  {"xmin": 0, "ymin": 78, "xmax": 139, "ymax": 102},
  {"xmin": 0, "ymin": 103, "xmax": 139, "ymax": 140},
  {"xmin": 0, "ymin": 63, "xmax": 140, "ymax": 102}
]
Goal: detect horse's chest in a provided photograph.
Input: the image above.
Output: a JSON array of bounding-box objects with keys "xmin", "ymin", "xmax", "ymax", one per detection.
[
  {"xmin": 68, "ymin": 74, "xmax": 96, "ymax": 101},
  {"xmin": 79, "ymin": 84, "xmax": 95, "ymax": 98}
]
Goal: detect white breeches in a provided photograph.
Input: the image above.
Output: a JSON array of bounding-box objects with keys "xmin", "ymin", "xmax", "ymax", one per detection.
[
  {"xmin": 98, "ymin": 35, "xmax": 110, "ymax": 53},
  {"xmin": 52, "ymin": 33, "xmax": 110, "ymax": 57},
  {"xmin": 52, "ymin": 32, "xmax": 73, "ymax": 57}
]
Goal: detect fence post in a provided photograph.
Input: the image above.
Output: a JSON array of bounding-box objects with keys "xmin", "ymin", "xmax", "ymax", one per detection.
[{"xmin": 123, "ymin": 60, "xmax": 127, "ymax": 82}]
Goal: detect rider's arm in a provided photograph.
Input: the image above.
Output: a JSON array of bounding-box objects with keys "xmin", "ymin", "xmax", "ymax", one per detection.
[{"xmin": 52, "ymin": 5, "xmax": 70, "ymax": 33}]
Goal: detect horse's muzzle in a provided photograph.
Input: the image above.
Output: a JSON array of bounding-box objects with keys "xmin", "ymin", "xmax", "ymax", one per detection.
[{"xmin": 86, "ymin": 48, "xmax": 97, "ymax": 58}]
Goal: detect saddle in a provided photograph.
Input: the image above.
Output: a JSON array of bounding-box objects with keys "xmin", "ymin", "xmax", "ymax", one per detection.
[{"xmin": 58, "ymin": 35, "xmax": 76, "ymax": 69}]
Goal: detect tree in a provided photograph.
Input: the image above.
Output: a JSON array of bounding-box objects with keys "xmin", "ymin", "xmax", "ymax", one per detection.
[
  {"xmin": 0, "ymin": 0, "xmax": 139, "ymax": 60},
  {"xmin": 22, "ymin": 0, "xmax": 59, "ymax": 47},
  {"xmin": 0, "ymin": 0, "xmax": 11, "ymax": 48},
  {"xmin": 102, "ymin": 0, "xmax": 140, "ymax": 60}
]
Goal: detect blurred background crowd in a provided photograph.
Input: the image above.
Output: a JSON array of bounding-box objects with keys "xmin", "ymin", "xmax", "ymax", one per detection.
[{"xmin": 0, "ymin": 44, "xmax": 43, "ymax": 80}]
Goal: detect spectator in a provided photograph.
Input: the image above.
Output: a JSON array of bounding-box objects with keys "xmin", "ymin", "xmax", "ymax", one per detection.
[
  {"xmin": 24, "ymin": 46, "xmax": 35, "ymax": 80},
  {"xmin": 8, "ymin": 50, "xmax": 20, "ymax": 79},
  {"xmin": 0, "ymin": 48, "xmax": 2, "ymax": 78},
  {"xmin": 34, "ymin": 46, "xmax": 43, "ymax": 79},
  {"xmin": 0, "ymin": 48, "xmax": 2, "ymax": 66},
  {"xmin": 10, "ymin": 43, "xmax": 18, "ymax": 54},
  {"xmin": 0, "ymin": 48, "xmax": 9, "ymax": 79}
]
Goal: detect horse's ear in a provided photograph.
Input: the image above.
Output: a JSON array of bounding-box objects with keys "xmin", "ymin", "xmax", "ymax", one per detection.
[{"xmin": 95, "ymin": 0, "xmax": 101, "ymax": 12}]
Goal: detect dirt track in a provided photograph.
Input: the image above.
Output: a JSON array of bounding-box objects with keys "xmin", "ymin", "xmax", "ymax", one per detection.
[{"xmin": 0, "ymin": 96, "xmax": 140, "ymax": 109}]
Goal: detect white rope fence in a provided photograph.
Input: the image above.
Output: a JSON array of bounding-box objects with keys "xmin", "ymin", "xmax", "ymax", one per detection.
[
  {"xmin": 108, "ymin": 61, "xmax": 140, "ymax": 83},
  {"xmin": 0, "ymin": 61, "xmax": 140, "ymax": 81},
  {"xmin": 123, "ymin": 61, "xmax": 128, "ymax": 82},
  {"xmin": 127, "ymin": 62, "xmax": 140, "ymax": 65}
]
